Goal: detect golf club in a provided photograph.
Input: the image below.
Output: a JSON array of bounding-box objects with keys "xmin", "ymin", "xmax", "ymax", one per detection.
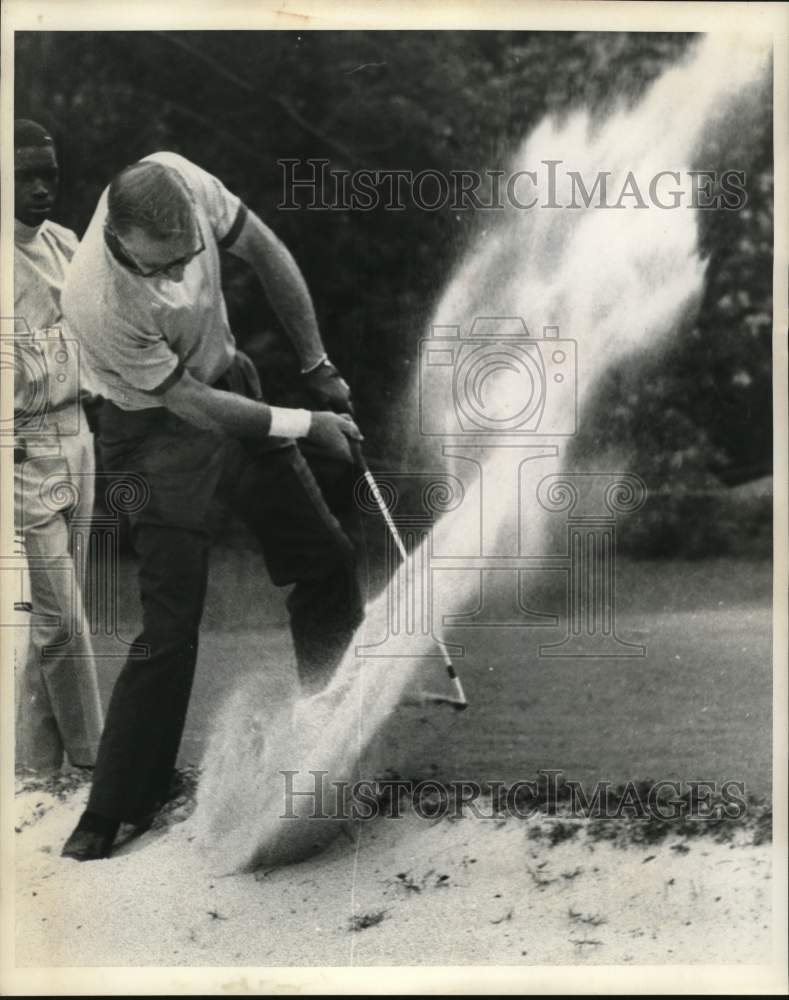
[{"xmin": 355, "ymin": 452, "xmax": 468, "ymax": 712}]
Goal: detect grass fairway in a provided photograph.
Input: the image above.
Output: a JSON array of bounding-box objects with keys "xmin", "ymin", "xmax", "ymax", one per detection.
[
  {"xmin": 372, "ymin": 557, "xmax": 772, "ymax": 796},
  {"xmin": 97, "ymin": 554, "xmax": 772, "ymax": 798}
]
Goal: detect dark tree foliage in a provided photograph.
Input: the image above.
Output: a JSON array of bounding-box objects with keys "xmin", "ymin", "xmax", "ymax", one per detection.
[{"xmin": 15, "ymin": 31, "xmax": 773, "ymax": 487}]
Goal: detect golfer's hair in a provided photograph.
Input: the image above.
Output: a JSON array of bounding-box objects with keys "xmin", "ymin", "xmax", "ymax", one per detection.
[{"xmin": 108, "ymin": 161, "xmax": 193, "ymax": 239}]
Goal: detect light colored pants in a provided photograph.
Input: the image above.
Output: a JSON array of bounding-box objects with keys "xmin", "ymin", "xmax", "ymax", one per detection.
[{"xmin": 14, "ymin": 422, "xmax": 104, "ymax": 771}]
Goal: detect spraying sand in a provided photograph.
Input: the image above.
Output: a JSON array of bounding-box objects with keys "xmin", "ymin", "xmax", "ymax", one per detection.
[{"xmin": 188, "ymin": 34, "xmax": 771, "ymax": 874}]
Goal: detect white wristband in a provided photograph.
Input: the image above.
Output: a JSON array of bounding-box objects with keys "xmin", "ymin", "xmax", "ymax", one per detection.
[{"xmin": 268, "ymin": 406, "xmax": 312, "ymax": 439}]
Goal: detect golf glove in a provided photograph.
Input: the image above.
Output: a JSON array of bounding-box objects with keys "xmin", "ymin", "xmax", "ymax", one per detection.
[{"xmin": 302, "ymin": 358, "xmax": 353, "ymax": 414}]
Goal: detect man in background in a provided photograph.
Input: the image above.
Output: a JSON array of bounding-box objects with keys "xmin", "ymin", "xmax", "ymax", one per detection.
[
  {"xmin": 13, "ymin": 118, "xmax": 104, "ymax": 772},
  {"xmin": 60, "ymin": 151, "xmax": 364, "ymax": 861}
]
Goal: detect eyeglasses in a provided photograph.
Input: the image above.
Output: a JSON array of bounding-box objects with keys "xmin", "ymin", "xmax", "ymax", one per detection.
[{"xmin": 104, "ymin": 220, "xmax": 206, "ymax": 278}]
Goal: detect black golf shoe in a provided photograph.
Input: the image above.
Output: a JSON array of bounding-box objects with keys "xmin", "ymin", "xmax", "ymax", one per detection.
[{"xmin": 61, "ymin": 811, "xmax": 120, "ymax": 862}]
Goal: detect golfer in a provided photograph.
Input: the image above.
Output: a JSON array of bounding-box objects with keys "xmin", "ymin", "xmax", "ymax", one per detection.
[
  {"xmin": 13, "ymin": 119, "xmax": 103, "ymax": 772},
  {"xmin": 60, "ymin": 151, "xmax": 364, "ymax": 861}
]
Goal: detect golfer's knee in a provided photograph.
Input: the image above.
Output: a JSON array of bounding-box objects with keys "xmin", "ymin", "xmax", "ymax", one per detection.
[{"xmin": 288, "ymin": 559, "xmax": 364, "ymax": 628}]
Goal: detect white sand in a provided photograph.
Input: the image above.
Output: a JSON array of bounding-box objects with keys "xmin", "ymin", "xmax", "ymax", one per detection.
[{"xmin": 14, "ymin": 780, "xmax": 772, "ymax": 968}]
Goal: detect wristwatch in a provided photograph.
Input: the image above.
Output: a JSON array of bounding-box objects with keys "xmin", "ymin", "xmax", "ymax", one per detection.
[{"xmin": 300, "ymin": 354, "xmax": 330, "ymax": 375}]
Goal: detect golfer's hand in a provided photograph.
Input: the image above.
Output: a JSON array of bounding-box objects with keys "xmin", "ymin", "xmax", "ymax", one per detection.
[
  {"xmin": 303, "ymin": 360, "xmax": 353, "ymax": 414},
  {"xmin": 306, "ymin": 411, "xmax": 363, "ymax": 463}
]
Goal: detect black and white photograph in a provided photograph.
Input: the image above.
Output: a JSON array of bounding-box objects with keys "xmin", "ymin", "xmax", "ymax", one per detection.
[{"xmin": 2, "ymin": 0, "xmax": 787, "ymax": 993}]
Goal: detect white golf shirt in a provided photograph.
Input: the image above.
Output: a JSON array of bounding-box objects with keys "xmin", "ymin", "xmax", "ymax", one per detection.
[{"xmin": 62, "ymin": 152, "xmax": 245, "ymax": 411}]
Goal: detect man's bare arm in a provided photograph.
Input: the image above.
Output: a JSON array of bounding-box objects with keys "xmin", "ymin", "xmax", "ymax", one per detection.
[
  {"xmin": 158, "ymin": 370, "xmax": 362, "ymax": 461},
  {"xmin": 159, "ymin": 368, "xmax": 274, "ymax": 436},
  {"xmin": 224, "ymin": 209, "xmax": 326, "ymax": 371}
]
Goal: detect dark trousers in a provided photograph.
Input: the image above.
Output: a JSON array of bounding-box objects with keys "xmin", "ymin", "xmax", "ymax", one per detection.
[{"xmin": 87, "ymin": 401, "xmax": 364, "ymax": 824}]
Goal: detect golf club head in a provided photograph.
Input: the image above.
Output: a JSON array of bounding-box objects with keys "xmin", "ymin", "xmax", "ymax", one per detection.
[{"xmin": 403, "ymin": 691, "xmax": 469, "ymax": 712}]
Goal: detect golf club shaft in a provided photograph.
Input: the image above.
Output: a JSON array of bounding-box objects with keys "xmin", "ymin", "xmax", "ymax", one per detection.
[
  {"xmin": 361, "ymin": 467, "xmax": 408, "ymax": 562},
  {"xmin": 358, "ymin": 458, "xmax": 467, "ymax": 706}
]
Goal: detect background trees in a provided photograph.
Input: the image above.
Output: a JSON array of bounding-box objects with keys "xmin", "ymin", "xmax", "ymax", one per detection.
[{"xmin": 15, "ymin": 30, "xmax": 774, "ymax": 553}]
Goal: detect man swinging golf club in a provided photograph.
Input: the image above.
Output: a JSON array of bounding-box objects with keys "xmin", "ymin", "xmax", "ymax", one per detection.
[{"xmin": 60, "ymin": 151, "xmax": 364, "ymax": 861}]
